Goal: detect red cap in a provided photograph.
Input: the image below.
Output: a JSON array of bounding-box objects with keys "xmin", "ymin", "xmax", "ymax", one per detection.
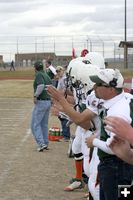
[{"xmin": 81, "ymin": 49, "xmax": 89, "ymax": 57}]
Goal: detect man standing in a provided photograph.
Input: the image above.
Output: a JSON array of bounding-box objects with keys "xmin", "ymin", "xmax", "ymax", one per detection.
[
  {"xmin": 85, "ymin": 68, "xmax": 133, "ymax": 200},
  {"xmin": 47, "ymin": 68, "xmax": 133, "ymax": 200},
  {"xmin": 31, "ymin": 61, "xmax": 52, "ymax": 152},
  {"xmin": 10, "ymin": 60, "xmax": 15, "ymax": 71}
]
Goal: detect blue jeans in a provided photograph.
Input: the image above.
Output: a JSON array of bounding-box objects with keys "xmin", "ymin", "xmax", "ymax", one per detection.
[
  {"xmin": 98, "ymin": 157, "xmax": 133, "ymax": 200},
  {"xmin": 59, "ymin": 118, "xmax": 70, "ymax": 139},
  {"xmin": 52, "ymin": 79, "xmax": 58, "ymax": 88},
  {"xmin": 31, "ymin": 100, "xmax": 51, "ymax": 147}
]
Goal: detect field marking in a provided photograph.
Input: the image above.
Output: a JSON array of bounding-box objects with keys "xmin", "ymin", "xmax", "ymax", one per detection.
[{"xmin": 0, "ymin": 129, "xmax": 31, "ymax": 186}]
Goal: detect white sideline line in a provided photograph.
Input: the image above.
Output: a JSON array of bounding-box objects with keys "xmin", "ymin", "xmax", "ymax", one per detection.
[{"xmin": 0, "ymin": 129, "xmax": 31, "ymax": 186}]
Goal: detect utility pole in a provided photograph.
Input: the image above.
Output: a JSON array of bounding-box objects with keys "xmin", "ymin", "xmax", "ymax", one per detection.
[
  {"xmin": 35, "ymin": 37, "xmax": 37, "ymax": 60},
  {"xmin": 124, "ymin": 0, "xmax": 128, "ymax": 68},
  {"xmin": 86, "ymin": 36, "xmax": 92, "ymax": 52},
  {"xmin": 16, "ymin": 38, "xmax": 19, "ymax": 67}
]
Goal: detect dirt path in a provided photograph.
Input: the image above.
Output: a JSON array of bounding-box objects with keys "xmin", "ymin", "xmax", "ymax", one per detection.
[{"xmin": 0, "ymin": 98, "xmax": 86, "ymax": 200}]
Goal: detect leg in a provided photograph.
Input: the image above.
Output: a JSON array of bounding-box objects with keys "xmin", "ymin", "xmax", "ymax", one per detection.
[
  {"xmin": 41, "ymin": 100, "xmax": 51, "ymax": 146},
  {"xmin": 88, "ymin": 148, "xmax": 100, "ymax": 200},
  {"xmin": 98, "ymin": 158, "xmax": 133, "ymax": 200},
  {"xmin": 31, "ymin": 101, "xmax": 48, "ymax": 147},
  {"xmin": 60, "ymin": 118, "xmax": 71, "ymax": 140},
  {"xmin": 72, "ymin": 126, "xmax": 84, "ymax": 180},
  {"xmin": 64, "ymin": 126, "xmax": 84, "ymax": 191}
]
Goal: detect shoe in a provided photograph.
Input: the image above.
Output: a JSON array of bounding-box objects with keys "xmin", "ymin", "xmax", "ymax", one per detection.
[
  {"xmin": 59, "ymin": 138, "xmax": 70, "ymax": 142},
  {"xmin": 64, "ymin": 138, "xmax": 70, "ymax": 142},
  {"xmin": 69, "ymin": 177, "xmax": 81, "ymax": 184},
  {"xmin": 64, "ymin": 179, "xmax": 84, "ymax": 191},
  {"xmin": 37, "ymin": 144, "xmax": 48, "ymax": 152}
]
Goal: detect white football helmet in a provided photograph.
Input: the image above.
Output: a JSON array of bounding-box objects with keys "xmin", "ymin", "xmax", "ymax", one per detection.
[
  {"xmin": 66, "ymin": 57, "xmax": 85, "ymax": 84},
  {"xmin": 76, "ymin": 64, "xmax": 98, "ymax": 92},
  {"xmin": 66, "ymin": 54, "xmax": 104, "ymax": 93},
  {"xmin": 84, "ymin": 52, "xmax": 105, "ymax": 69}
]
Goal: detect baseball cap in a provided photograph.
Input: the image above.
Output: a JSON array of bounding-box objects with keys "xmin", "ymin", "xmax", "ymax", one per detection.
[
  {"xmin": 34, "ymin": 61, "xmax": 43, "ymax": 70},
  {"xmin": 89, "ymin": 68, "xmax": 124, "ymax": 88}
]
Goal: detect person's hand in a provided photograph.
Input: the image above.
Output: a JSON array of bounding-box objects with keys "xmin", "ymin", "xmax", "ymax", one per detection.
[
  {"xmin": 109, "ymin": 136, "xmax": 133, "ymax": 164},
  {"xmin": 51, "ymin": 107, "xmax": 59, "ymax": 116},
  {"xmin": 85, "ymin": 134, "xmax": 96, "ymax": 148},
  {"xmin": 47, "ymin": 85, "xmax": 64, "ymax": 102},
  {"xmin": 51, "ymin": 105, "xmax": 60, "ymax": 116},
  {"xmin": 109, "ymin": 136, "xmax": 130, "ymax": 158},
  {"xmin": 33, "ymin": 96, "xmax": 37, "ymax": 104}
]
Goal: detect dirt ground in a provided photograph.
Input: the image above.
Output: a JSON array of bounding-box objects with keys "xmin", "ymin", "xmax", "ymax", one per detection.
[{"xmin": 0, "ymin": 98, "xmax": 87, "ymax": 200}]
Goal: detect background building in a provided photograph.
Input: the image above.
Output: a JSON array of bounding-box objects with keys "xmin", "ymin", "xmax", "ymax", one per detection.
[{"xmin": 15, "ymin": 52, "xmax": 72, "ymax": 67}]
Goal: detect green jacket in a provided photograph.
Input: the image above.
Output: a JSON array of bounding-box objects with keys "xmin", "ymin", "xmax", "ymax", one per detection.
[{"xmin": 34, "ymin": 70, "xmax": 52, "ymax": 100}]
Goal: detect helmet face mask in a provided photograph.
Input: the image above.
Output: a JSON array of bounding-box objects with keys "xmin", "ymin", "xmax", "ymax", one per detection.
[
  {"xmin": 72, "ymin": 79, "xmax": 83, "ymax": 89},
  {"xmin": 64, "ymin": 71, "xmax": 74, "ymax": 91}
]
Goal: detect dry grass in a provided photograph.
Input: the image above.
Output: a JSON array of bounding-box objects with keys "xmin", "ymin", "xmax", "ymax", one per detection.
[
  {"xmin": 0, "ymin": 80, "xmax": 33, "ymax": 98},
  {"xmin": 0, "ymin": 68, "xmax": 34, "ymax": 79},
  {"xmin": 0, "ymin": 68, "xmax": 34, "ymax": 98},
  {"xmin": 0, "ymin": 66, "xmax": 133, "ymax": 79},
  {"xmin": 0, "ymin": 67, "xmax": 132, "ymax": 99}
]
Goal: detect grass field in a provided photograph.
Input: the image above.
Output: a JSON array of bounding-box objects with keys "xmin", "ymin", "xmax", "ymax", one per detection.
[
  {"xmin": 0, "ymin": 66, "xmax": 133, "ymax": 79},
  {"xmin": 0, "ymin": 80, "xmax": 33, "ymax": 98},
  {"xmin": 0, "ymin": 68, "xmax": 34, "ymax": 98},
  {"xmin": 0, "ymin": 67, "xmax": 34, "ymax": 79},
  {"xmin": 0, "ymin": 67, "xmax": 132, "ymax": 98},
  {"xmin": 120, "ymin": 69, "xmax": 133, "ymax": 78}
]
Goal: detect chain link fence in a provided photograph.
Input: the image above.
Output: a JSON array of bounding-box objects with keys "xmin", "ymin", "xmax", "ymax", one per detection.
[{"xmin": 0, "ymin": 35, "xmax": 133, "ymax": 68}]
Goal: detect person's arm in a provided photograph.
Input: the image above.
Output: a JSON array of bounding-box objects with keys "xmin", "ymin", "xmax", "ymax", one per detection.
[
  {"xmin": 109, "ymin": 136, "xmax": 133, "ymax": 164},
  {"xmin": 33, "ymin": 84, "xmax": 45, "ymax": 104},
  {"xmin": 47, "ymin": 85, "xmax": 96, "ymax": 129},
  {"xmin": 85, "ymin": 135, "xmax": 114, "ymax": 155},
  {"xmin": 57, "ymin": 88, "xmax": 75, "ymax": 105},
  {"xmin": 34, "ymin": 84, "xmax": 44, "ymax": 97},
  {"xmin": 58, "ymin": 98, "xmax": 95, "ymax": 129},
  {"xmin": 49, "ymin": 65, "xmax": 57, "ymax": 75},
  {"xmin": 104, "ymin": 116, "xmax": 133, "ymax": 146}
]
